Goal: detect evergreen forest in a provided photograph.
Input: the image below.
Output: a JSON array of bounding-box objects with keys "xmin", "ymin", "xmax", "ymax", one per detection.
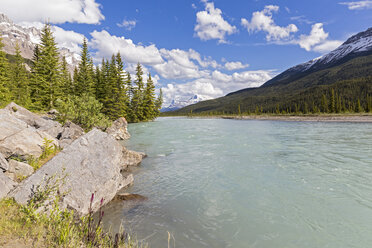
[{"xmin": 0, "ymin": 24, "xmax": 163, "ymax": 129}]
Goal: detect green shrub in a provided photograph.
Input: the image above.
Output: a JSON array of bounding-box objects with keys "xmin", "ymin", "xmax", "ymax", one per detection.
[{"xmin": 56, "ymin": 93, "xmax": 111, "ymax": 131}]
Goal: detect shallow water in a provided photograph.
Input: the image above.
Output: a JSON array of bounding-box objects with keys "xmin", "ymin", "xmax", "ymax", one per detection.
[{"xmin": 102, "ymin": 117, "xmax": 372, "ymax": 248}]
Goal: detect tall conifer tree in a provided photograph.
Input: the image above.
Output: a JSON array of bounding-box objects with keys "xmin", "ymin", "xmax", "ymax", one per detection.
[
  {"xmin": 0, "ymin": 38, "xmax": 10, "ymax": 105},
  {"xmin": 30, "ymin": 23, "xmax": 61, "ymax": 110},
  {"xmin": 10, "ymin": 43, "xmax": 29, "ymax": 106}
]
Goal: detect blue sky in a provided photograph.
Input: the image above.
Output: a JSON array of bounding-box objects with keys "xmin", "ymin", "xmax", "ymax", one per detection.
[{"xmin": 1, "ymin": 0, "xmax": 371, "ymax": 105}]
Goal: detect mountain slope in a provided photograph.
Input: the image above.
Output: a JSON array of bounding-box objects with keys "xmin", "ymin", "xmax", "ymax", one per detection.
[
  {"xmin": 0, "ymin": 13, "xmax": 79, "ymax": 71},
  {"xmin": 174, "ymin": 27, "xmax": 372, "ymax": 114}
]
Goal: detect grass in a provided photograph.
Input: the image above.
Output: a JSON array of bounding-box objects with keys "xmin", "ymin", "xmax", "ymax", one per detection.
[
  {"xmin": 0, "ymin": 173, "xmax": 146, "ymax": 248},
  {"xmin": 28, "ymin": 138, "xmax": 61, "ymax": 171}
]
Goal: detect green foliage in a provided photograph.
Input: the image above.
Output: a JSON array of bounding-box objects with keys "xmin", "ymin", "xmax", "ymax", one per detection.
[
  {"xmin": 30, "ymin": 23, "xmax": 61, "ymax": 110},
  {"xmin": 175, "ymin": 54, "xmax": 372, "ymax": 116},
  {"xmin": 1, "ymin": 26, "xmax": 162, "ymax": 127},
  {"xmin": 27, "ymin": 138, "xmax": 61, "ymax": 171},
  {"xmin": 75, "ymin": 38, "xmax": 95, "ymax": 96},
  {"xmin": 56, "ymin": 93, "xmax": 111, "ymax": 131},
  {"xmin": 0, "ymin": 174, "xmax": 144, "ymax": 248},
  {"xmin": 10, "ymin": 43, "xmax": 30, "ymax": 107},
  {"xmin": 0, "ymin": 37, "xmax": 10, "ymax": 107}
]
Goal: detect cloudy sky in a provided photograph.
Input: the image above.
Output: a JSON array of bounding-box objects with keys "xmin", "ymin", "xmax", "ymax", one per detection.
[{"xmin": 0, "ymin": 0, "xmax": 371, "ymax": 105}]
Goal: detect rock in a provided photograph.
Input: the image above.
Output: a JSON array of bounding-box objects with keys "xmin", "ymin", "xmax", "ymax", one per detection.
[
  {"xmin": 11, "ymin": 129, "xmax": 134, "ymax": 216},
  {"xmin": 48, "ymin": 109, "xmax": 59, "ymax": 115},
  {"xmin": 0, "ymin": 110, "xmax": 28, "ymax": 141},
  {"xmin": 106, "ymin": 117, "xmax": 131, "ymax": 140},
  {"xmin": 0, "ymin": 153, "xmax": 9, "ymax": 172},
  {"xmin": 0, "ymin": 171, "xmax": 17, "ymax": 199},
  {"xmin": 114, "ymin": 192, "xmax": 148, "ymax": 201},
  {"xmin": 0, "ymin": 127, "xmax": 58, "ymax": 159},
  {"xmin": 59, "ymin": 121, "xmax": 85, "ymax": 148},
  {"xmin": 4, "ymin": 102, "xmax": 63, "ymax": 139},
  {"xmin": 8, "ymin": 160, "xmax": 34, "ymax": 178},
  {"xmin": 122, "ymin": 147, "xmax": 146, "ymax": 168}
]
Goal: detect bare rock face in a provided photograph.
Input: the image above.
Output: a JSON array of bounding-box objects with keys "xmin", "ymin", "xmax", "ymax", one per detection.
[
  {"xmin": 7, "ymin": 160, "xmax": 34, "ymax": 179},
  {"xmin": 122, "ymin": 147, "xmax": 146, "ymax": 168},
  {"xmin": 4, "ymin": 102, "xmax": 63, "ymax": 139},
  {"xmin": 11, "ymin": 129, "xmax": 134, "ymax": 216},
  {"xmin": 0, "ymin": 153, "xmax": 9, "ymax": 172},
  {"xmin": 0, "ymin": 171, "xmax": 17, "ymax": 199},
  {"xmin": 59, "ymin": 121, "xmax": 85, "ymax": 148},
  {"xmin": 0, "ymin": 110, "xmax": 28, "ymax": 141},
  {"xmin": 106, "ymin": 117, "xmax": 131, "ymax": 140},
  {"xmin": 0, "ymin": 127, "xmax": 58, "ymax": 159}
]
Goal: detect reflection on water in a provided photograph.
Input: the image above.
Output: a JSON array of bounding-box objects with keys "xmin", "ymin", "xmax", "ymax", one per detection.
[{"xmin": 102, "ymin": 117, "xmax": 372, "ymax": 248}]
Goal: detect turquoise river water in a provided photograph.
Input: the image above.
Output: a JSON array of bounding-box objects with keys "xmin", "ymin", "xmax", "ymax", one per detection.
[{"xmin": 102, "ymin": 117, "xmax": 372, "ymax": 248}]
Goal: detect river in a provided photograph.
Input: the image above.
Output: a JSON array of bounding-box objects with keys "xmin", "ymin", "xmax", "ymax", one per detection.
[{"xmin": 102, "ymin": 117, "xmax": 372, "ymax": 248}]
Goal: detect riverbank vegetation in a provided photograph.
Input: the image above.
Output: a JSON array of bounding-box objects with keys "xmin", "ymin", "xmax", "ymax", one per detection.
[
  {"xmin": 0, "ymin": 24, "xmax": 162, "ymax": 128},
  {"xmin": 0, "ymin": 174, "xmax": 144, "ymax": 248}
]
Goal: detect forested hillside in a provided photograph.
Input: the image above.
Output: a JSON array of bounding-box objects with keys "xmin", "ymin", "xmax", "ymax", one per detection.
[{"xmin": 173, "ymin": 31, "xmax": 372, "ymax": 116}]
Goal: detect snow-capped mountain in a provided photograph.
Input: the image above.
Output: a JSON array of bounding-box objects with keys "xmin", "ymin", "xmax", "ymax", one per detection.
[
  {"xmin": 161, "ymin": 95, "xmax": 208, "ymax": 112},
  {"xmin": 0, "ymin": 13, "xmax": 79, "ymax": 71},
  {"xmin": 263, "ymin": 27, "xmax": 372, "ymax": 87}
]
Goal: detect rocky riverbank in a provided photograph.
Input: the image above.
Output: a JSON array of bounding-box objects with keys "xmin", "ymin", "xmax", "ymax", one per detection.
[{"xmin": 0, "ymin": 102, "xmax": 145, "ymax": 216}]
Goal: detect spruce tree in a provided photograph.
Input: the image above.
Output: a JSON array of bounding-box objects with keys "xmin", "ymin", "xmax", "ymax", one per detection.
[
  {"xmin": 30, "ymin": 23, "xmax": 61, "ymax": 110},
  {"xmin": 0, "ymin": 37, "xmax": 10, "ymax": 106},
  {"xmin": 10, "ymin": 43, "xmax": 30, "ymax": 106},
  {"xmin": 114, "ymin": 53, "xmax": 127, "ymax": 118},
  {"xmin": 60, "ymin": 56, "xmax": 73, "ymax": 97},
  {"xmin": 143, "ymin": 73, "xmax": 156, "ymax": 120},
  {"xmin": 75, "ymin": 38, "xmax": 94, "ymax": 96},
  {"xmin": 155, "ymin": 88, "xmax": 163, "ymax": 116},
  {"xmin": 131, "ymin": 63, "xmax": 145, "ymax": 122}
]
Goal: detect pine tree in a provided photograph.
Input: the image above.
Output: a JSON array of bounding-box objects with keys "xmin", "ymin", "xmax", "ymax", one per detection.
[
  {"xmin": 60, "ymin": 56, "xmax": 73, "ymax": 97},
  {"xmin": 356, "ymin": 99, "xmax": 363, "ymax": 113},
  {"xmin": 30, "ymin": 23, "xmax": 61, "ymax": 110},
  {"xmin": 321, "ymin": 94, "xmax": 328, "ymax": 113},
  {"xmin": 10, "ymin": 43, "xmax": 30, "ymax": 106},
  {"xmin": 155, "ymin": 88, "xmax": 163, "ymax": 116},
  {"xmin": 75, "ymin": 38, "xmax": 94, "ymax": 96},
  {"xmin": 131, "ymin": 63, "xmax": 145, "ymax": 122},
  {"xmin": 0, "ymin": 37, "xmax": 10, "ymax": 105},
  {"xmin": 115, "ymin": 53, "xmax": 128, "ymax": 119},
  {"xmin": 330, "ymin": 89, "xmax": 336, "ymax": 113},
  {"xmin": 143, "ymin": 73, "xmax": 156, "ymax": 120}
]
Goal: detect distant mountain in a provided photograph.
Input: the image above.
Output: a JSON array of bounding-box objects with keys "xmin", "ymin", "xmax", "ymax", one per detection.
[
  {"xmin": 161, "ymin": 95, "xmax": 208, "ymax": 112},
  {"xmin": 174, "ymin": 27, "xmax": 372, "ymax": 114},
  {"xmin": 260, "ymin": 27, "xmax": 372, "ymax": 88},
  {"xmin": 0, "ymin": 13, "xmax": 80, "ymax": 71}
]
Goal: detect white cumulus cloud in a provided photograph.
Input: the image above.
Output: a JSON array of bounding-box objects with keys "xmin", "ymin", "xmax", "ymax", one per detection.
[
  {"xmin": 0, "ymin": 0, "xmax": 104, "ymax": 24},
  {"xmin": 339, "ymin": 1, "xmax": 372, "ymax": 10},
  {"xmin": 52, "ymin": 26, "xmax": 86, "ymax": 54},
  {"xmin": 90, "ymin": 30, "xmax": 164, "ymax": 65},
  {"xmin": 224, "ymin": 61, "xmax": 249, "ymax": 70},
  {"xmin": 194, "ymin": 1, "xmax": 237, "ymax": 43},
  {"xmin": 241, "ymin": 5, "xmax": 298, "ymax": 41},
  {"xmin": 296, "ymin": 23, "xmax": 342, "ymax": 53}
]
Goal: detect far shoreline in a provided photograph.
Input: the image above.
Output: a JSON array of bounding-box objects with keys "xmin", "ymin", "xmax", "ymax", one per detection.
[{"xmin": 161, "ymin": 114, "xmax": 372, "ymax": 123}]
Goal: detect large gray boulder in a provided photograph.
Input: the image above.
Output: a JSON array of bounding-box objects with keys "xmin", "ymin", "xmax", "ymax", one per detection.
[
  {"xmin": 4, "ymin": 102, "xmax": 63, "ymax": 138},
  {"xmin": 0, "ymin": 171, "xmax": 17, "ymax": 199},
  {"xmin": 122, "ymin": 147, "xmax": 146, "ymax": 168},
  {"xmin": 59, "ymin": 121, "xmax": 85, "ymax": 148},
  {"xmin": 0, "ymin": 153, "xmax": 9, "ymax": 172},
  {"xmin": 106, "ymin": 117, "xmax": 131, "ymax": 140},
  {"xmin": 7, "ymin": 160, "xmax": 34, "ymax": 178},
  {"xmin": 0, "ymin": 127, "xmax": 58, "ymax": 159},
  {"xmin": 0, "ymin": 110, "xmax": 28, "ymax": 141},
  {"xmin": 11, "ymin": 129, "xmax": 134, "ymax": 216}
]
